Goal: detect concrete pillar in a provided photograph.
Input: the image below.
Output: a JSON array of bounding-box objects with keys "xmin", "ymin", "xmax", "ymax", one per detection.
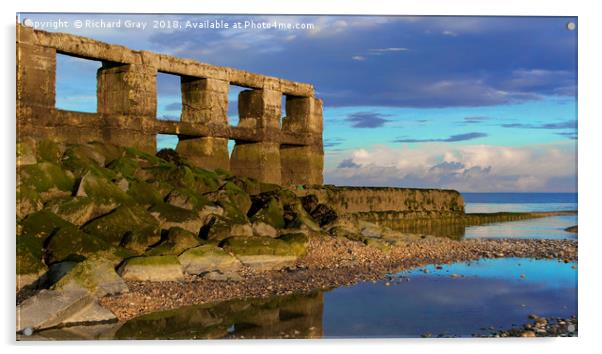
[
  {"xmin": 96, "ymin": 63, "xmax": 157, "ymax": 153},
  {"xmin": 230, "ymin": 89, "xmax": 282, "ymax": 184},
  {"xmin": 97, "ymin": 63, "xmax": 157, "ymax": 116},
  {"xmin": 280, "ymin": 97, "xmax": 324, "ymax": 185},
  {"xmin": 16, "ymin": 43, "xmax": 56, "ymax": 107},
  {"xmin": 176, "ymin": 77, "xmax": 230, "ymax": 171}
]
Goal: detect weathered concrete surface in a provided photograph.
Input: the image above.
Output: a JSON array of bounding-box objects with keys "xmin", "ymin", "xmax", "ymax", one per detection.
[
  {"xmin": 16, "ymin": 24, "xmax": 323, "ymax": 185},
  {"xmin": 296, "ymin": 186, "xmax": 465, "ymax": 215},
  {"xmin": 16, "ymin": 289, "xmax": 94, "ymax": 332}
]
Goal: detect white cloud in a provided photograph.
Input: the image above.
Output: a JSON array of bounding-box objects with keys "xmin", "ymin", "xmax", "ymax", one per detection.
[
  {"xmin": 325, "ymin": 142, "xmax": 577, "ymax": 192},
  {"xmin": 351, "ymin": 55, "xmax": 366, "ymax": 61}
]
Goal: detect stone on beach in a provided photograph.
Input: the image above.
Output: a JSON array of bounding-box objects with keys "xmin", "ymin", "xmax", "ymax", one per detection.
[
  {"xmin": 117, "ymin": 256, "xmax": 184, "ymax": 281},
  {"xmin": 178, "ymin": 245, "xmax": 242, "ymax": 276}
]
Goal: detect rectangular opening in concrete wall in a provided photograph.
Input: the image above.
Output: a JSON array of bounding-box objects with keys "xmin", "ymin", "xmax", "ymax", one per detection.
[
  {"xmin": 156, "ymin": 72, "xmax": 182, "ymax": 121},
  {"xmin": 55, "ymin": 53, "xmax": 101, "ymax": 113},
  {"xmin": 280, "ymin": 94, "xmax": 287, "ymax": 128},
  {"xmin": 228, "ymin": 84, "xmax": 247, "ymax": 127},
  {"xmin": 156, "ymin": 134, "xmax": 179, "ymax": 152}
]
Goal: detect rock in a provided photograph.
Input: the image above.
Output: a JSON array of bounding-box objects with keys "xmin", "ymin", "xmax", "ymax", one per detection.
[
  {"xmin": 52, "ymin": 256, "xmax": 128, "ymax": 297},
  {"xmin": 205, "ymin": 181, "xmax": 252, "ymax": 215},
  {"xmin": 18, "ymin": 210, "xmax": 73, "ymax": 240},
  {"xmin": 283, "ymin": 203, "xmax": 321, "ymax": 232},
  {"xmin": 60, "ymin": 301, "xmax": 117, "ymax": 326},
  {"xmin": 75, "ymin": 171, "xmax": 132, "ymax": 204},
  {"xmin": 18, "ymin": 161, "xmax": 75, "ymax": 196},
  {"xmin": 149, "ymin": 203, "xmax": 208, "ymax": 234},
  {"xmin": 16, "ymin": 234, "xmax": 45, "ymax": 276},
  {"xmin": 248, "ymin": 194, "xmax": 285, "ymax": 229},
  {"xmin": 126, "ymin": 179, "xmax": 163, "ymax": 206},
  {"xmin": 117, "ymin": 256, "xmax": 184, "ymax": 281},
  {"xmin": 177, "ymin": 245, "xmax": 242, "ymax": 275},
  {"xmin": 145, "ymin": 227, "xmax": 202, "ymax": 256},
  {"xmin": 300, "ymin": 194, "xmax": 319, "ymax": 214},
  {"xmin": 521, "ymin": 330, "xmax": 536, "ymax": 337},
  {"xmin": 201, "ymin": 215, "xmax": 252, "ymax": 242},
  {"xmin": 16, "ymin": 185, "xmax": 43, "ymax": 220},
  {"xmin": 120, "ymin": 231, "xmax": 163, "ymax": 254},
  {"xmin": 16, "ymin": 137, "xmax": 37, "ymax": 166},
  {"xmin": 252, "ymin": 221, "xmax": 278, "ymax": 238},
  {"xmin": 309, "ymin": 203, "xmax": 337, "ymax": 227},
  {"xmin": 165, "ymin": 187, "xmax": 210, "ymax": 210},
  {"xmin": 83, "ymin": 205, "xmax": 161, "ymax": 246},
  {"xmin": 363, "ymin": 238, "xmax": 391, "ymax": 252},
  {"xmin": 360, "ymin": 222, "xmax": 383, "ymax": 238},
  {"xmin": 44, "ymin": 226, "xmax": 111, "ymax": 264},
  {"xmin": 156, "ymin": 148, "xmax": 184, "ymax": 165},
  {"xmin": 46, "ymin": 197, "xmax": 117, "ymax": 226},
  {"xmin": 278, "ymin": 233, "xmax": 310, "ymax": 257},
  {"xmin": 16, "ymin": 289, "xmax": 94, "ymax": 332},
  {"xmin": 221, "ymin": 236, "xmax": 305, "ymax": 271}
]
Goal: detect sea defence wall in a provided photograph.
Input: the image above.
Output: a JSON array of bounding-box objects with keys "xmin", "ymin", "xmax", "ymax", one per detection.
[
  {"xmin": 296, "ymin": 186, "xmax": 465, "ymax": 215},
  {"xmin": 16, "ymin": 24, "xmax": 323, "ymax": 186}
]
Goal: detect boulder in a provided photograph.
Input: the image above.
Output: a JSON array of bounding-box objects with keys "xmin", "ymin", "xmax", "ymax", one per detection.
[
  {"xmin": 126, "ymin": 179, "xmax": 163, "ymax": 206},
  {"xmin": 248, "ymin": 196, "xmax": 285, "ymax": 229},
  {"xmin": 18, "ymin": 210, "xmax": 73, "ymax": 240},
  {"xmin": 16, "ymin": 137, "xmax": 37, "ymax": 166},
  {"xmin": 16, "ymin": 289, "xmax": 94, "ymax": 332},
  {"xmin": 117, "ymin": 256, "xmax": 184, "ymax": 281},
  {"xmin": 252, "ymin": 221, "xmax": 278, "ymax": 238},
  {"xmin": 300, "ymin": 194, "xmax": 319, "ymax": 214},
  {"xmin": 177, "ymin": 245, "xmax": 242, "ymax": 276},
  {"xmin": 60, "ymin": 301, "xmax": 117, "ymax": 327},
  {"xmin": 309, "ymin": 203, "xmax": 338, "ymax": 227},
  {"xmin": 16, "ymin": 185, "xmax": 43, "ymax": 220},
  {"xmin": 165, "ymin": 187, "xmax": 210, "ymax": 210},
  {"xmin": 201, "ymin": 216, "xmax": 253, "ymax": 242},
  {"xmin": 149, "ymin": 203, "xmax": 209, "ymax": 234},
  {"xmin": 46, "ymin": 197, "xmax": 117, "ymax": 226},
  {"xmin": 120, "ymin": 231, "xmax": 162, "ymax": 254},
  {"xmin": 18, "ymin": 162, "xmax": 74, "ymax": 198},
  {"xmin": 205, "ymin": 181, "xmax": 252, "ymax": 215},
  {"xmin": 16, "ymin": 234, "xmax": 45, "ymax": 276},
  {"xmin": 221, "ymin": 236, "xmax": 302, "ymax": 271},
  {"xmin": 75, "ymin": 171, "xmax": 132, "ymax": 204},
  {"xmin": 82, "ymin": 205, "xmax": 161, "ymax": 245},
  {"xmin": 145, "ymin": 227, "xmax": 202, "ymax": 256},
  {"xmin": 283, "ymin": 203, "xmax": 320, "ymax": 232},
  {"xmin": 44, "ymin": 226, "xmax": 111, "ymax": 264},
  {"xmin": 52, "ymin": 256, "xmax": 128, "ymax": 297}
]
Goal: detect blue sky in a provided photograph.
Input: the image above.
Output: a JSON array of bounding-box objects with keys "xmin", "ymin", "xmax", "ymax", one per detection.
[{"xmin": 19, "ymin": 14, "xmax": 578, "ymax": 192}]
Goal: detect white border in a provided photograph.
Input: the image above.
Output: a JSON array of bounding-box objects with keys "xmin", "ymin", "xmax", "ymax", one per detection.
[{"xmin": 2, "ymin": 1, "xmax": 600, "ymax": 353}]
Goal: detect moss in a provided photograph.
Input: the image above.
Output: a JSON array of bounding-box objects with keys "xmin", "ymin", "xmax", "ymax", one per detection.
[
  {"xmin": 76, "ymin": 171, "xmax": 133, "ymax": 204},
  {"xmin": 16, "ymin": 185, "xmax": 43, "ymax": 220},
  {"xmin": 16, "ymin": 234, "xmax": 45, "ymax": 274},
  {"xmin": 179, "ymin": 244, "xmax": 227, "ymax": 259},
  {"xmin": 106, "ymin": 157, "xmax": 141, "ymax": 179},
  {"xmin": 187, "ymin": 166, "xmax": 221, "ymax": 193},
  {"xmin": 16, "ymin": 138, "xmax": 36, "ymax": 165},
  {"xmin": 165, "ymin": 187, "xmax": 210, "ymax": 210},
  {"xmin": 82, "ymin": 205, "xmax": 160, "ymax": 245},
  {"xmin": 19, "ymin": 210, "xmax": 74, "ymax": 240},
  {"xmin": 61, "ymin": 144, "xmax": 116, "ymax": 179},
  {"xmin": 216, "ymin": 200, "xmax": 248, "ymax": 224},
  {"xmin": 120, "ymin": 231, "xmax": 162, "ymax": 254},
  {"xmin": 124, "ymin": 146, "xmax": 164, "ymax": 166},
  {"xmin": 277, "ymin": 233, "xmax": 309, "ymax": 257},
  {"xmin": 45, "ymin": 196, "xmax": 117, "ymax": 225},
  {"xmin": 45, "ymin": 226, "xmax": 112, "ymax": 264},
  {"xmin": 36, "ymin": 140, "xmax": 64, "ymax": 163},
  {"xmin": 221, "ymin": 236, "xmax": 297, "ymax": 257},
  {"xmin": 124, "ymin": 255, "xmax": 180, "ymax": 266},
  {"xmin": 201, "ymin": 216, "xmax": 236, "ymax": 242},
  {"xmin": 249, "ymin": 198, "xmax": 285, "ymax": 229},
  {"xmin": 19, "ymin": 162, "xmax": 75, "ymax": 193},
  {"xmin": 145, "ymin": 227, "xmax": 202, "ymax": 256},
  {"xmin": 226, "ymin": 176, "xmax": 261, "ymax": 195},
  {"xmin": 127, "ymin": 180, "xmax": 163, "ymax": 206},
  {"xmin": 149, "ymin": 202, "xmax": 200, "ymax": 223}
]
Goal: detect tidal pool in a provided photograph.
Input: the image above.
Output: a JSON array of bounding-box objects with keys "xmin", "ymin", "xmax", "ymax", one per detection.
[{"xmin": 42, "ymin": 257, "xmax": 574, "ymax": 340}]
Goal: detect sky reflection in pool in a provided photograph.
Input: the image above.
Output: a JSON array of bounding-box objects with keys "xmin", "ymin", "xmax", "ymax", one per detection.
[
  {"xmin": 464, "ymin": 215, "xmax": 577, "ymax": 240},
  {"xmin": 323, "ymin": 258, "xmax": 576, "ymax": 338}
]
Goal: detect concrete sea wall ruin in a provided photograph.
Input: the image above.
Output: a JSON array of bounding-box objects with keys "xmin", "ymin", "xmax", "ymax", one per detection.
[{"xmin": 16, "ymin": 24, "xmax": 323, "ymax": 186}]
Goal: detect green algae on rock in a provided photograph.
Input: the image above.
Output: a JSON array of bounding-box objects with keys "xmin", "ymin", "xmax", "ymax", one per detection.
[
  {"xmin": 117, "ymin": 256, "xmax": 184, "ymax": 281},
  {"xmin": 177, "ymin": 245, "xmax": 242, "ymax": 276},
  {"xmin": 145, "ymin": 227, "xmax": 203, "ymax": 256},
  {"xmin": 82, "ymin": 205, "xmax": 160, "ymax": 245}
]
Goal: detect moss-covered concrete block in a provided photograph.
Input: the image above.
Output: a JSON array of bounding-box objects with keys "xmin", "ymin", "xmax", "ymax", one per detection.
[
  {"xmin": 118, "ymin": 256, "xmax": 184, "ymax": 281},
  {"xmin": 149, "ymin": 203, "xmax": 207, "ymax": 234},
  {"xmin": 178, "ymin": 245, "xmax": 241, "ymax": 275},
  {"xmin": 45, "ymin": 226, "xmax": 112, "ymax": 264},
  {"xmin": 145, "ymin": 227, "xmax": 202, "ymax": 256},
  {"xmin": 52, "ymin": 256, "xmax": 128, "ymax": 297},
  {"xmin": 46, "ymin": 197, "xmax": 117, "ymax": 226},
  {"xmin": 19, "ymin": 161, "xmax": 75, "ymax": 195},
  {"xmin": 17, "ymin": 234, "xmax": 45, "ymax": 275},
  {"xmin": 82, "ymin": 205, "xmax": 160, "ymax": 245},
  {"xmin": 19, "ymin": 210, "xmax": 73, "ymax": 240}
]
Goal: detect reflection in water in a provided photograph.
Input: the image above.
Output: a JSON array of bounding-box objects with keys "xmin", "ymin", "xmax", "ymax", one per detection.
[
  {"xmin": 115, "ymin": 292, "xmax": 324, "ymax": 339},
  {"xmin": 30, "ymin": 258, "xmax": 576, "ymax": 339},
  {"xmin": 464, "ymin": 215, "xmax": 577, "ymax": 240}
]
